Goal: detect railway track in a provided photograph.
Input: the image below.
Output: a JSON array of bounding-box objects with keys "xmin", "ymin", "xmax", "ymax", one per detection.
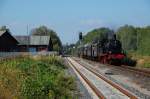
[
  {"xmin": 80, "ymin": 57, "xmax": 150, "ymax": 77},
  {"xmin": 66, "ymin": 57, "xmax": 138, "ymax": 99},
  {"xmin": 119, "ymin": 65, "xmax": 150, "ymax": 77},
  {"xmin": 97, "ymin": 61, "xmax": 150, "ymax": 77}
]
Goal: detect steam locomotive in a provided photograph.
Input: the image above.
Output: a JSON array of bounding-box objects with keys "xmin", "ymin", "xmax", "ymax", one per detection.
[{"xmin": 77, "ymin": 34, "xmax": 125, "ymax": 65}]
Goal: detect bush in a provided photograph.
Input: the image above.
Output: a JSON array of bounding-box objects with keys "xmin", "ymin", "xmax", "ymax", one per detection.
[
  {"xmin": 122, "ymin": 57, "xmax": 137, "ymax": 66},
  {"xmin": 0, "ymin": 56, "xmax": 75, "ymax": 99}
]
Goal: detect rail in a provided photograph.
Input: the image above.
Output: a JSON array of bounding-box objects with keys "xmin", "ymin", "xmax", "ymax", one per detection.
[{"xmin": 68, "ymin": 57, "xmax": 138, "ymax": 99}]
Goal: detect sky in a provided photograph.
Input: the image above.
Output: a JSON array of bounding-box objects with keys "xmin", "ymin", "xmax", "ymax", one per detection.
[{"xmin": 0, "ymin": 0, "xmax": 150, "ymax": 44}]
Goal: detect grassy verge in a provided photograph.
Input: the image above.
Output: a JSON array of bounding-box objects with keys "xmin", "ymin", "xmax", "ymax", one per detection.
[
  {"xmin": 0, "ymin": 56, "xmax": 76, "ymax": 99},
  {"xmin": 128, "ymin": 52, "xmax": 150, "ymax": 68}
]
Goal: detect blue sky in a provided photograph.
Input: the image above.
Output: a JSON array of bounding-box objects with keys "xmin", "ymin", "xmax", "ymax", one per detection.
[{"xmin": 0, "ymin": 0, "xmax": 150, "ymax": 44}]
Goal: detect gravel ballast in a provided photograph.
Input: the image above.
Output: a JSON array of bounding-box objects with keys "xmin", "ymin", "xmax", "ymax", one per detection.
[{"xmin": 74, "ymin": 57, "xmax": 150, "ymax": 99}]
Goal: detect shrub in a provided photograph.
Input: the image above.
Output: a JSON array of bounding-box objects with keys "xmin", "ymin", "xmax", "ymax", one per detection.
[
  {"xmin": 0, "ymin": 56, "xmax": 75, "ymax": 99},
  {"xmin": 122, "ymin": 57, "xmax": 137, "ymax": 66}
]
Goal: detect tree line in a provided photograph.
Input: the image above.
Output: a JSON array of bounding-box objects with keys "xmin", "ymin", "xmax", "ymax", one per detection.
[
  {"xmin": 117, "ymin": 25, "xmax": 150, "ymax": 55},
  {"xmin": 78, "ymin": 25, "xmax": 150, "ymax": 56}
]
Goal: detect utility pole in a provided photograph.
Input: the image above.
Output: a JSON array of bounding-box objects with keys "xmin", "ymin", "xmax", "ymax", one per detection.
[
  {"xmin": 137, "ymin": 32, "xmax": 138, "ymax": 50},
  {"xmin": 27, "ymin": 24, "xmax": 30, "ymax": 57},
  {"xmin": 27, "ymin": 25, "xmax": 29, "ymax": 52}
]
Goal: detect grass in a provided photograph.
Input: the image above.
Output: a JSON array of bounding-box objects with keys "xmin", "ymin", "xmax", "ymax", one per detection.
[
  {"xmin": 128, "ymin": 52, "xmax": 150, "ymax": 68},
  {"xmin": 0, "ymin": 56, "xmax": 76, "ymax": 99}
]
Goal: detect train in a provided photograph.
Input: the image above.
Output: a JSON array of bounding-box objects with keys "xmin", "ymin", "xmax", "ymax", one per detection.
[{"xmin": 77, "ymin": 34, "xmax": 126, "ymax": 65}]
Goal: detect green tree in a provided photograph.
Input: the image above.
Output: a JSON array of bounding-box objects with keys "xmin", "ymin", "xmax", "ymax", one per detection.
[
  {"xmin": 82, "ymin": 27, "xmax": 113, "ymax": 44},
  {"xmin": 136, "ymin": 26, "xmax": 150, "ymax": 55},
  {"xmin": 31, "ymin": 26, "xmax": 62, "ymax": 51},
  {"xmin": 116, "ymin": 25, "xmax": 137, "ymax": 51},
  {"xmin": 0, "ymin": 26, "xmax": 10, "ymax": 32}
]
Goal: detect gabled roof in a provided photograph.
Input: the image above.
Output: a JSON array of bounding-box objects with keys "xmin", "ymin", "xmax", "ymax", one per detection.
[
  {"xmin": 0, "ymin": 30, "xmax": 19, "ymax": 44},
  {"xmin": 14, "ymin": 36, "xmax": 29, "ymax": 45},
  {"xmin": 15, "ymin": 36, "xmax": 51, "ymax": 45},
  {"xmin": 30, "ymin": 36, "xmax": 50, "ymax": 45},
  {"xmin": 0, "ymin": 30, "xmax": 6, "ymax": 36}
]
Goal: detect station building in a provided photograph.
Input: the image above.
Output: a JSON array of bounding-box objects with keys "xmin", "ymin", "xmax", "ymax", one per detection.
[{"xmin": 0, "ymin": 30, "xmax": 53, "ymax": 52}]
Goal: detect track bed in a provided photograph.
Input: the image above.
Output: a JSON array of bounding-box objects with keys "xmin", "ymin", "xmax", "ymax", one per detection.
[{"xmin": 73, "ymin": 57, "xmax": 150, "ymax": 99}]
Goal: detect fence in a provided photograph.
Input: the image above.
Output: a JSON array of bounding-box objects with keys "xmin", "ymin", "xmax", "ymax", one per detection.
[{"xmin": 0, "ymin": 51, "xmax": 58, "ymax": 58}]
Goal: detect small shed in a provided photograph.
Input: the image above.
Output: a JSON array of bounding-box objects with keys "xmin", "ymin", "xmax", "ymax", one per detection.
[
  {"xmin": 29, "ymin": 36, "xmax": 51, "ymax": 52},
  {"xmin": 15, "ymin": 36, "xmax": 53, "ymax": 52}
]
